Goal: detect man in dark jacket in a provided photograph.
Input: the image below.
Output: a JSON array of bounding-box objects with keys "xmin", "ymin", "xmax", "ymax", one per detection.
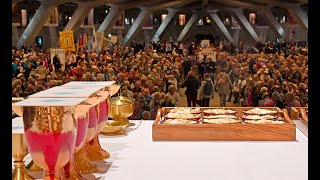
[
  {"xmin": 182, "ymin": 58, "xmax": 192, "ymax": 80},
  {"xmin": 181, "ymin": 71, "xmax": 200, "ymax": 107},
  {"xmin": 53, "ymin": 53, "xmax": 61, "ymax": 71}
]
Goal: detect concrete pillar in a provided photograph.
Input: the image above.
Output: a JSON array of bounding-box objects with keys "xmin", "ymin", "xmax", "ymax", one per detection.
[
  {"xmin": 123, "ymin": 9, "xmax": 152, "ymax": 46},
  {"xmin": 152, "ymin": 9, "xmax": 177, "ymax": 42},
  {"xmin": 144, "ymin": 29, "xmax": 152, "ymax": 43},
  {"xmin": 233, "ymin": 9, "xmax": 260, "ymax": 43},
  {"xmin": 64, "ymin": 6, "xmax": 92, "ymax": 31},
  {"xmin": 17, "ymin": 3, "xmax": 56, "ymax": 49},
  {"xmin": 49, "ymin": 26, "xmax": 59, "ymax": 48},
  {"xmin": 87, "ymin": 8, "xmax": 94, "ymax": 25},
  {"xmin": 209, "ymin": 12, "xmax": 234, "ymax": 44},
  {"xmin": 12, "ymin": 24, "xmax": 20, "ymax": 47},
  {"xmin": 12, "ymin": 2, "xmax": 17, "ymax": 12},
  {"xmin": 261, "ymin": 9, "xmax": 288, "ymax": 41},
  {"xmin": 257, "ymin": 26, "xmax": 268, "ymax": 44},
  {"xmin": 287, "ymin": 7, "xmax": 308, "ymax": 31},
  {"xmin": 98, "ymin": 6, "xmax": 124, "ymax": 34},
  {"xmin": 177, "ymin": 13, "xmax": 199, "ymax": 42},
  {"xmin": 116, "ymin": 29, "xmax": 124, "ymax": 45},
  {"xmin": 232, "ymin": 28, "xmax": 240, "ymax": 45}
]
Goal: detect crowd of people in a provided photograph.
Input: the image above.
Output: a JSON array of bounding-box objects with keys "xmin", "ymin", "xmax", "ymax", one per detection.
[{"xmin": 12, "ymin": 38, "xmax": 308, "ymax": 120}]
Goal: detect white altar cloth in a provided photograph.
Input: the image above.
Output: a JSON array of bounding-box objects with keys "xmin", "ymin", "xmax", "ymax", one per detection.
[{"xmin": 15, "ymin": 120, "xmax": 308, "ymax": 180}]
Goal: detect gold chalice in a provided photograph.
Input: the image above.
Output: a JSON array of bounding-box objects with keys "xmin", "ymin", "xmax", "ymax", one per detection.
[
  {"xmin": 12, "ymin": 98, "xmax": 90, "ymax": 180},
  {"xmin": 62, "ymin": 98, "xmax": 97, "ymax": 179},
  {"xmin": 12, "ymin": 117, "xmax": 34, "ymax": 180},
  {"xmin": 86, "ymin": 91, "xmax": 111, "ymax": 161},
  {"xmin": 73, "ymin": 96, "xmax": 101, "ymax": 174},
  {"xmin": 26, "ymin": 161, "xmax": 42, "ymax": 171},
  {"xmin": 62, "ymin": 115, "xmax": 89, "ymax": 180},
  {"xmin": 12, "ymin": 98, "xmax": 42, "ymax": 173},
  {"xmin": 86, "ymin": 84, "xmax": 121, "ymax": 161},
  {"xmin": 101, "ymin": 96, "xmax": 134, "ymax": 134}
]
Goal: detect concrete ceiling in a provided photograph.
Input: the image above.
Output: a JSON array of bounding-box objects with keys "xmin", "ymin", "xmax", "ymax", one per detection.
[{"xmin": 16, "ymin": 0, "xmax": 307, "ymax": 11}]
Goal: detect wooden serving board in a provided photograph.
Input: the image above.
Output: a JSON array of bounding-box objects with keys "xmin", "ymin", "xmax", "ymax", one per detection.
[
  {"xmin": 290, "ymin": 107, "xmax": 308, "ymax": 120},
  {"xmin": 152, "ymin": 107, "xmax": 296, "ymax": 141},
  {"xmin": 290, "ymin": 107, "xmax": 308, "ymax": 126}
]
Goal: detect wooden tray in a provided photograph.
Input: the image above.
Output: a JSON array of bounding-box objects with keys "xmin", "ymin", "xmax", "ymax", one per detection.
[
  {"xmin": 152, "ymin": 107, "xmax": 296, "ymax": 141},
  {"xmin": 291, "ymin": 107, "xmax": 308, "ymax": 126}
]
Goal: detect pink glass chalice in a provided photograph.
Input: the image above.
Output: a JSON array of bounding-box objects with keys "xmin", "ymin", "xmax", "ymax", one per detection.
[
  {"xmin": 86, "ymin": 91, "xmax": 111, "ymax": 161},
  {"xmin": 13, "ymin": 98, "xmax": 90, "ymax": 180},
  {"xmin": 73, "ymin": 95, "xmax": 103, "ymax": 174}
]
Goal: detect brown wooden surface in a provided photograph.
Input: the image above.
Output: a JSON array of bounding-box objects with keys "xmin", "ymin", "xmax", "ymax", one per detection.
[
  {"xmin": 152, "ymin": 107, "xmax": 296, "ymax": 141},
  {"xmin": 290, "ymin": 107, "xmax": 308, "ymax": 127},
  {"xmin": 290, "ymin": 107, "xmax": 308, "ymax": 120},
  {"xmin": 300, "ymin": 109, "xmax": 308, "ymax": 127}
]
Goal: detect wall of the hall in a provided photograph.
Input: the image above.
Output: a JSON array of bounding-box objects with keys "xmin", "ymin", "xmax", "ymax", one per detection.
[
  {"xmin": 12, "ymin": 3, "xmax": 308, "ymax": 49},
  {"xmin": 12, "ymin": 23, "xmax": 307, "ymax": 50}
]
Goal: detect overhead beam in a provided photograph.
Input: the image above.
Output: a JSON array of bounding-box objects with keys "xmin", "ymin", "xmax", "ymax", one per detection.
[
  {"xmin": 247, "ymin": 0, "xmax": 300, "ymax": 8},
  {"xmin": 177, "ymin": 13, "xmax": 199, "ymax": 42},
  {"xmin": 261, "ymin": 8, "xmax": 288, "ymax": 41},
  {"xmin": 64, "ymin": 6, "xmax": 92, "ymax": 31},
  {"xmin": 98, "ymin": 0, "xmax": 148, "ymax": 34},
  {"xmin": 41, "ymin": 0, "xmax": 73, "ymax": 5},
  {"xmin": 287, "ymin": 7, "xmax": 308, "ymax": 31},
  {"xmin": 98, "ymin": 5, "xmax": 123, "ymax": 33},
  {"xmin": 74, "ymin": 0, "xmax": 109, "ymax": 7},
  {"xmin": 144, "ymin": 0, "xmax": 198, "ymax": 11},
  {"xmin": 122, "ymin": 0, "xmax": 197, "ymax": 45},
  {"xmin": 12, "ymin": 2, "xmax": 17, "ymax": 12},
  {"xmin": 64, "ymin": 0, "xmax": 115, "ymax": 32},
  {"xmin": 17, "ymin": 3, "xmax": 56, "ymax": 49},
  {"xmin": 209, "ymin": 12, "xmax": 234, "ymax": 44},
  {"xmin": 211, "ymin": 0, "xmax": 264, "ymax": 10},
  {"xmin": 12, "ymin": 0, "xmax": 24, "ymax": 12},
  {"xmin": 232, "ymin": 8, "xmax": 260, "ymax": 42},
  {"xmin": 123, "ymin": 9, "xmax": 152, "ymax": 46},
  {"xmin": 151, "ymin": 9, "xmax": 177, "ymax": 42}
]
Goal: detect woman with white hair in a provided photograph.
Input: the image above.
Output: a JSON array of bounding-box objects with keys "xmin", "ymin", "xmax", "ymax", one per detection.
[{"xmin": 166, "ymin": 85, "xmax": 180, "ymax": 106}]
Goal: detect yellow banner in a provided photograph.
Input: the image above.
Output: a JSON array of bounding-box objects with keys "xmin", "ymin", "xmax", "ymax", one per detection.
[{"xmin": 59, "ymin": 31, "xmax": 75, "ymax": 52}]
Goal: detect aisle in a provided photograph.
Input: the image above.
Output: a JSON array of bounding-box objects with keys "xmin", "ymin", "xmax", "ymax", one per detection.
[{"xmin": 178, "ymin": 87, "xmax": 240, "ymax": 107}]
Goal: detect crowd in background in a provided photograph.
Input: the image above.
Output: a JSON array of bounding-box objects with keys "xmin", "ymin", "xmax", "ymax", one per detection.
[{"xmin": 12, "ymin": 39, "xmax": 308, "ymax": 120}]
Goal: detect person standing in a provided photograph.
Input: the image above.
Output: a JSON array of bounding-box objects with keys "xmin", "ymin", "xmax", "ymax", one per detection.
[
  {"xmin": 198, "ymin": 55, "xmax": 207, "ymax": 82},
  {"xmin": 206, "ymin": 57, "xmax": 216, "ymax": 83},
  {"xmin": 53, "ymin": 53, "xmax": 61, "ymax": 71},
  {"xmin": 181, "ymin": 71, "xmax": 200, "ymax": 107},
  {"xmin": 182, "ymin": 57, "xmax": 192, "ymax": 80},
  {"xmin": 198, "ymin": 73, "xmax": 214, "ymax": 107},
  {"xmin": 216, "ymin": 68, "xmax": 233, "ymax": 106}
]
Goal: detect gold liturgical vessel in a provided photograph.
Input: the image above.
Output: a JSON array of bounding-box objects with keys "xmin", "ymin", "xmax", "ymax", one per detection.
[
  {"xmin": 12, "ymin": 118, "xmax": 34, "ymax": 180},
  {"xmin": 73, "ymin": 96, "xmax": 101, "ymax": 174},
  {"xmin": 85, "ymin": 84, "xmax": 120, "ymax": 161},
  {"xmin": 101, "ymin": 96, "xmax": 134, "ymax": 134},
  {"xmin": 26, "ymin": 161, "xmax": 42, "ymax": 172},
  {"xmin": 12, "ymin": 98, "xmax": 91, "ymax": 180},
  {"xmin": 12, "ymin": 98, "xmax": 42, "ymax": 173}
]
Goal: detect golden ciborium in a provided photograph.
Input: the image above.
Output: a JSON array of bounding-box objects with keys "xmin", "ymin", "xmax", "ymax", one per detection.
[
  {"xmin": 101, "ymin": 96, "xmax": 134, "ymax": 134},
  {"xmin": 12, "ymin": 98, "xmax": 91, "ymax": 180},
  {"xmin": 12, "ymin": 117, "xmax": 34, "ymax": 180},
  {"xmin": 86, "ymin": 85, "xmax": 120, "ymax": 161}
]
